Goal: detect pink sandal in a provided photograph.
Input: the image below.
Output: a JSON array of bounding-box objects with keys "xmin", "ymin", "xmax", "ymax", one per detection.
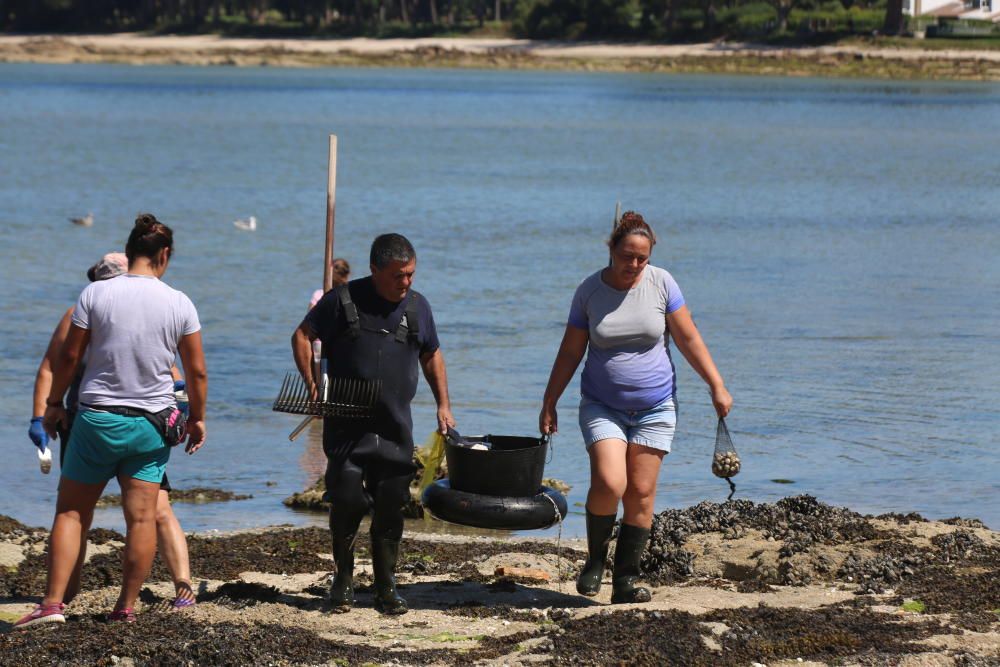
[{"xmin": 108, "ymin": 608, "xmax": 136, "ymax": 623}]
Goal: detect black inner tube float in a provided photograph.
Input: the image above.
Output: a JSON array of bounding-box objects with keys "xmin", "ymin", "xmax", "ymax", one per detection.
[{"xmin": 421, "ymin": 433, "xmax": 568, "ymax": 531}]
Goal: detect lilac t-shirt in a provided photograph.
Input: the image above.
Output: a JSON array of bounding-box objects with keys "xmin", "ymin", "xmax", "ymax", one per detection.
[{"xmin": 568, "ymin": 265, "xmax": 685, "ymax": 411}]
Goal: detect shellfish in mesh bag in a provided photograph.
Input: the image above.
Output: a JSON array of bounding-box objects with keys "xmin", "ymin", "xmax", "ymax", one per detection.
[{"xmin": 712, "ymin": 417, "xmax": 740, "ymax": 499}]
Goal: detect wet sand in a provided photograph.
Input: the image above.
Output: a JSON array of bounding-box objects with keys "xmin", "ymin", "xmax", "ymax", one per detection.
[
  {"xmin": 1, "ymin": 496, "xmax": 998, "ymax": 665},
  {"xmin": 1, "ymin": 33, "xmax": 998, "ymax": 80}
]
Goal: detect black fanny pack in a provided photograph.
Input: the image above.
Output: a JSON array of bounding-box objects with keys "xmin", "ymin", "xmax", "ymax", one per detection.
[{"xmin": 82, "ymin": 403, "xmax": 187, "ymax": 447}]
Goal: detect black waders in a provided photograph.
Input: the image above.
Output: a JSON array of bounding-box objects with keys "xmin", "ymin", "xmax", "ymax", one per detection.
[
  {"xmin": 328, "ymin": 514, "xmax": 360, "ymax": 613},
  {"xmin": 610, "ymin": 523, "xmax": 652, "ymax": 604},
  {"xmin": 576, "ymin": 511, "xmax": 617, "ymax": 596},
  {"xmin": 321, "ymin": 284, "xmax": 424, "ymax": 616},
  {"xmin": 372, "ymin": 539, "xmax": 408, "ymax": 615}
]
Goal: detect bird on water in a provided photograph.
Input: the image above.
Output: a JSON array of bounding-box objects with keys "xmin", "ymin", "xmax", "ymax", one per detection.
[
  {"xmin": 69, "ymin": 213, "xmax": 94, "ymax": 227},
  {"xmin": 233, "ymin": 216, "xmax": 257, "ymax": 231}
]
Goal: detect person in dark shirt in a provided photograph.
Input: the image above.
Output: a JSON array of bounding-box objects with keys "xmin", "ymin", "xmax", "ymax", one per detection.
[{"xmin": 291, "ymin": 233, "xmax": 454, "ymax": 615}]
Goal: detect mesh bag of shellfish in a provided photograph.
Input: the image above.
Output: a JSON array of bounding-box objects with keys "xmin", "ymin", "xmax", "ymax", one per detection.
[{"xmin": 712, "ymin": 417, "xmax": 740, "ymax": 498}]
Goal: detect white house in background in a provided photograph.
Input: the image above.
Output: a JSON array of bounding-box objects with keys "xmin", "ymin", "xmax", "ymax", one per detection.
[
  {"xmin": 960, "ymin": 0, "xmax": 1000, "ymax": 20},
  {"xmin": 904, "ymin": 0, "xmax": 1000, "ymax": 20}
]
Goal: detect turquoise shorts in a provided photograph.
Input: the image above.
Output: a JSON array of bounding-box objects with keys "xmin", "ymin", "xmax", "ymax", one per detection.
[{"xmin": 62, "ymin": 410, "xmax": 170, "ymax": 485}]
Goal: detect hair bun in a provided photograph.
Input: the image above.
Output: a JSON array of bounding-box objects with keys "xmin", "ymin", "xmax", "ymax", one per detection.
[
  {"xmin": 609, "ymin": 210, "xmax": 656, "ymax": 248},
  {"xmin": 134, "ymin": 213, "xmax": 160, "ymax": 232}
]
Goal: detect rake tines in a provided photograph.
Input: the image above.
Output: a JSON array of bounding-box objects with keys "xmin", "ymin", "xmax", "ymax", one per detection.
[
  {"xmin": 273, "ymin": 373, "xmax": 380, "ymax": 419},
  {"xmin": 272, "ymin": 373, "xmax": 315, "ymax": 415},
  {"xmin": 325, "ymin": 377, "xmax": 381, "ymax": 418}
]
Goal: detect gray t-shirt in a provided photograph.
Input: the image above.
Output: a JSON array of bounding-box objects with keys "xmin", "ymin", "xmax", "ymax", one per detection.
[
  {"xmin": 72, "ymin": 274, "xmax": 201, "ymax": 411},
  {"xmin": 568, "ymin": 265, "xmax": 685, "ymax": 411}
]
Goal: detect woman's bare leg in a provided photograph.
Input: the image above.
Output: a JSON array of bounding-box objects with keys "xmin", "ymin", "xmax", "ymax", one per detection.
[
  {"xmin": 114, "ymin": 475, "xmax": 161, "ymax": 612},
  {"xmin": 621, "ymin": 444, "xmax": 666, "ymax": 528},
  {"xmin": 62, "ymin": 512, "xmax": 93, "ymax": 604},
  {"xmin": 155, "ymin": 490, "xmax": 193, "ymax": 602},
  {"xmin": 42, "ymin": 478, "xmax": 107, "ymax": 607},
  {"xmin": 586, "ymin": 438, "xmax": 628, "ymax": 515}
]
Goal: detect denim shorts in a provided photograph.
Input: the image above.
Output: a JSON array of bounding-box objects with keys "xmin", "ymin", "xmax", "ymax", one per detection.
[
  {"xmin": 578, "ymin": 395, "xmax": 677, "ymax": 452},
  {"xmin": 62, "ymin": 410, "xmax": 170, "ymax": 485}
]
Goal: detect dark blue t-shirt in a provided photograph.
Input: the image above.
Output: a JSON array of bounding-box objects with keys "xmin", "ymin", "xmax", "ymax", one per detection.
[{"xmin": 305, "ymin": 276, "xmax": 440, "ymax": 356}]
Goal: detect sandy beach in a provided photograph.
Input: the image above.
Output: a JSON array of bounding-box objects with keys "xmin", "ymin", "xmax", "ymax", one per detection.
[
  {"xmin": 1, "ymin": 33, "xmax": 999, "ymax": 79},
  {"xmin": 2, "ymin": 496, "xmax": 998, "ymax": 665}
]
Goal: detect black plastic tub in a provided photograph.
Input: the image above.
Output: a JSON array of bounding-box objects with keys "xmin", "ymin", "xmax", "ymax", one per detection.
[{"xmin": 445, "ymin": 434, "xmax": 548, "ymax": 497}]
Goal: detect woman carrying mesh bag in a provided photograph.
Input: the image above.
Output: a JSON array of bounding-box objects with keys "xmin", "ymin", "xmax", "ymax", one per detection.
[{"xmin": 539, "ymin": 212, "xmax": 732, "ymax": 604}]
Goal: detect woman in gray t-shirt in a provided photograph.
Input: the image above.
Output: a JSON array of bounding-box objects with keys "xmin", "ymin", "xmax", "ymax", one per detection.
[
  {"xmin": 539, "ymin": 211, "xmax": 732, "ymax": 604},
  {"xmin": 17, "ymin": 215, "xmax": 208, "ymax": 630}
]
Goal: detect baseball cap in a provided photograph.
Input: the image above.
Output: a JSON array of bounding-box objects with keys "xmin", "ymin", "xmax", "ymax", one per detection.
[{"xmin": 87, "ymin": 252, "xmax": 128, "ymax": 282}]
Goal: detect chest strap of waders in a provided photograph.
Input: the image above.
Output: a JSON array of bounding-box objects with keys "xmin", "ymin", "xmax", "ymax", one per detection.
[
  {"xmin": 337, "ymin": 285, "xmax": 361, "ymax": 339},
  {"xmin": 395, "ymin": 292, "xmax": 420, "ymax": 344}
]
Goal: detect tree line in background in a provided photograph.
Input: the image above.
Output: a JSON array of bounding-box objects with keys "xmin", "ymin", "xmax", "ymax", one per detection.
[{"xmin": 0, "ymin": 0, "xmax": 907, "ymax": 40}]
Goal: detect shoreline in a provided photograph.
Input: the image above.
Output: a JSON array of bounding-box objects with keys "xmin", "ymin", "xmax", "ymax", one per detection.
[
  {"xmin": 1, "ymin": 33, "xmax": 998, "ymax": 80},
  {"xmin": 2, "ymin": 496, "xmax": 998, "ymax": 664}
]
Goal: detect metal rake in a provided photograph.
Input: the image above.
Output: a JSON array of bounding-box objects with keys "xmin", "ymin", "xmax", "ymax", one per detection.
[{"xmin": 272, "ymin": 373, "xmax": 380, "ymax": 419}]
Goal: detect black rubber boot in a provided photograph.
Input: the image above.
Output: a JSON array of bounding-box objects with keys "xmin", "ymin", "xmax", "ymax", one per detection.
[
  {"xmin": 328, "ymin": 516, "xmax": 361, "ymax": 613},
  {"xmin": 372, "ymin": 539, "xmax": 408, "ymax": 615},
  {"xmin": 610, "ymin": 523, "xmax": 652, "ymax": 604},
  {"xmin": 576, "ymin": 511, "xmax": 617, "ymax": 596}
]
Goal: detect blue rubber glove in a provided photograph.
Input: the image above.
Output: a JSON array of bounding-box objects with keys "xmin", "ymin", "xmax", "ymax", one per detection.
[
  {"xmin": 173, "ymin": 380, "xmax": 189, "ymax": 417},
  {"xmin": 29, "ymin": 417, "xmax": 49, "ymax": 452}
]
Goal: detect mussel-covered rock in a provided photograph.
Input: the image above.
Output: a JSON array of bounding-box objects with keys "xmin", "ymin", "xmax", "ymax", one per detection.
[{"xmin": 712, "ymin": 452, "xmax": 741, "ymax": 478}]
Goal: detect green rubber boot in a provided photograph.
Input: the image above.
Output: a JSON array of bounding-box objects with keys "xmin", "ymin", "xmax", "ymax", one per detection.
[
  {"xmin": 372, "ymin": 539, "xmax": 408, "ymax": 615},
  {"xmin": 576, "ymin": 511, "xmax": 617, "ymax": 596},
  {"xmin": 610, "ymin": 523, "xmax": 652, "ymax": 604},
  {"xmin": 328, "ymin": 516, "xmax": 359, "ymax": 613}
]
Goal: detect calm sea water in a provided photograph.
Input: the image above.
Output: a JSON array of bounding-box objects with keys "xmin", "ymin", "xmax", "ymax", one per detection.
[{"xmin": 0, "ymin": 63, "xmax": 997, "ymax": 537}]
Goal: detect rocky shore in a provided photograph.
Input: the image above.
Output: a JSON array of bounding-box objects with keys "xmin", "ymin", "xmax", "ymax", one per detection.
[
  {"xmin": 1, "ymin": 34, "xmax": 998, "ymax": 80},
  {"xmin": 1, "ymin": 495, "xmax": 998, "ymax": 665}
]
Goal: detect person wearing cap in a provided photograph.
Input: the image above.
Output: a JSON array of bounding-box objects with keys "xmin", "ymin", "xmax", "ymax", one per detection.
[
  {"xmin": 291, "ymin": 234, "xmax": 453, "ymax": 616},
  {"xmin": 31, "ymin": 253, "xmax": 129, "ymax": 466}
]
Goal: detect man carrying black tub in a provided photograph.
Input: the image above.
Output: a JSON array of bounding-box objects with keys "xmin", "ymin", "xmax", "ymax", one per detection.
[{"xmin": 291, "ymin": 233, "xmax": 455, "ymax": 615}]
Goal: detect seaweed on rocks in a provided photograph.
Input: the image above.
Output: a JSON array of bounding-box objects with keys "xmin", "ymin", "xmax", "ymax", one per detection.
[
  {"xmin": 954, "ymin": 612, "xmax": 998, "ymax": 633},
  {"xmin": 876, "ymin": 511, "xmax": 928, "ymax": 525},
  {"xmin": 642, "ymin": 496, "xmax": 884, "ymax": 586},
  {"xmin": 943, "ymin": 517, "xmax": 989, "ymax": 529},
  {"xmin": 64, "ymin": 528, "xmax": 337, "ymax": 595},
  {"xmin": 643, "ymin": 544, "xmax": 695, "ymax": 585},
  {"xmin": 96, "ymin": 487, "xmax": 252, "ymax": 508},
  {"xmin": 706, "ymin": 603, "xmax": 955, "ymax": 665},
  {"xmin": 0, "ymin": 552, "xmax": 48, "ymax": 598},
  {"xmin": 196, "ymin": 580, "xmax": 307, "ymax": 610},
  {"xmin": 543, "ymin": 608, "xmax": 710, "ymax": 666},
  {"xmin": 837, "ymin": 552, "xmax": 909, "ymax": 594},
  {"xmin": 446, "ymin": 601, "xmax": 543, "ymax": 622},
  {"xmin": 88, "ymin": 527, "xmax": 125, "ymax": 544},
  {"xmin": 896, "ymin": 565, "xmax": 1000, "ymax": 615},
  {"xmin": 3, "ymin": 525, "xmax": 586, "ymax": 599},
  {"xmin": 0, "ymin": 613, "xmax": 440, "ymax": 667},
  {"xmin": 778, "ymin": 558, "xmax": 814, "ymax": 586},
  {"xmin": 931, "ymin": 529, "xmax": 990, "ymax": 563},
  {"xmin": 736, "ymin": 578, "xmax": 774, "ymax": 593},
  {"xmin": 477, "ymin": 603, "xmax": 956, "ymax": 667},
  {"xmin": 157, "ymin": 528, "xmax": 333, "ymax": 581},
  {"xmin": 953, "ymin": 655, "xmax": 1000, "ymax": 667},
  {"xmin": 0, "ymin": 514, "xmax": 37, "ymax": 537}
]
